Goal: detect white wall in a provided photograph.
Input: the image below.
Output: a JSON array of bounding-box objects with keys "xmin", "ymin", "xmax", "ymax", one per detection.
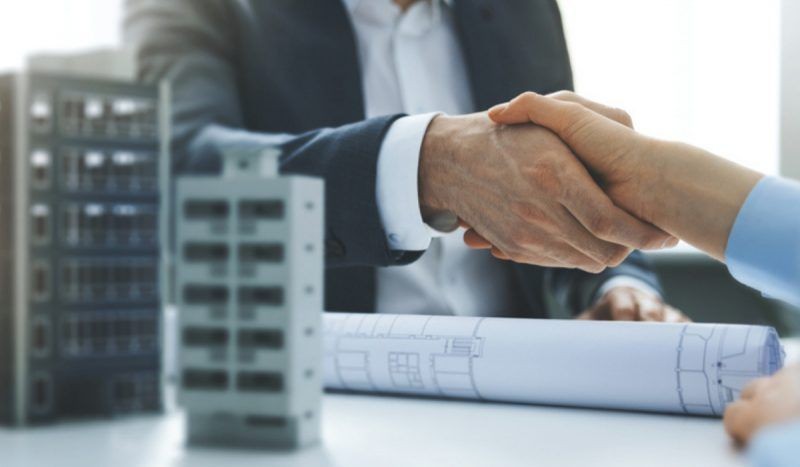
[
  {"xmin": 559, "ymin": 0, "xmax": 781, "ymax": 175},
  {"xmin": 0, "ymin": 0, "xmax": 123, "ymax": 72},
  {"xmin": 1, "ymin": 0, "xmax": 784, "ymax": 177},
  {"xmin": 781, "ymin": 0, "xmax": 800, "ymax": 180}
]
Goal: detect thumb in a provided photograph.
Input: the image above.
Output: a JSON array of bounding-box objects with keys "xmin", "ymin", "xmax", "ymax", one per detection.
[
  {"xmin": 488, "ymin": 91, "xmax": 587, "ymax": 134},
  {"xmin": 490, "ymin": 92, "xmax": 636, "ymax": 162},
  {"xmin": 488, "ymin": 101, "xmax": 527, "ymax": 124}
]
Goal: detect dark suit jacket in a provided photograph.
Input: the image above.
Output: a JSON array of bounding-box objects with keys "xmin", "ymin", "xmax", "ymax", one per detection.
[{"xmin": 125, "ymin": 0, "xmax": 662, "ymax": 316}]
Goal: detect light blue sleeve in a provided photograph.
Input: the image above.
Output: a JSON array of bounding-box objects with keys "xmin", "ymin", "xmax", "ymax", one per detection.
[
  {"xmin": 748, "ymin": 420, "xmax": 800, "ymax": 467},
  {"xmin": 724, "ymin": 177, "xmax": 800, "ymax": 466},
  {"xmin": 725, "ymin": 176, "xmax": 800, "ymax": 306}
]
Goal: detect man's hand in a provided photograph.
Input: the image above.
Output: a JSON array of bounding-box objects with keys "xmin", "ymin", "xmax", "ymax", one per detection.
[
  {"xmin": 577, "ymin": 286, "xmax": 690, "ymax": 322},
  {"xmin": 419, "ymin": 113, "xmax": 675, "ymax": 272},
  {"xmin": 487, "ymin": 91, "xmax": 661, "ymax": 227},
  {"xmin": 724, "ymin": 364, "xmax": 800, "ymax": 446}
]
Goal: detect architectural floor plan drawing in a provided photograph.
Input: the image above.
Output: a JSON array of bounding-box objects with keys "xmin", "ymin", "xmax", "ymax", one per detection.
[{"xmin": 323, "ymin": 313, "xmax": 784, "ymax": 416}]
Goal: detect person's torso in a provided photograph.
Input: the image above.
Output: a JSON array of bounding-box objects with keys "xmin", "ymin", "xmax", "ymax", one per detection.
[{"xmin": 346, "ymin": 0, "xmax": 521, "ymax": 316}]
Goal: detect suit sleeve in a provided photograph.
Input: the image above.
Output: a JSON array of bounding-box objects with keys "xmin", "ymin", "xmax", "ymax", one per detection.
[{"xmin": 124, "ymin": 0, "xmax": 421, "ymax": 268}]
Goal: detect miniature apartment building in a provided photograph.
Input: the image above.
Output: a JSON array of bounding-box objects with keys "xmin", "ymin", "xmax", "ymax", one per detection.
[
  {"xmin": 175, "ymin": 148, "xmax": 323, "ymax": 448},
  {"xmin": 0, "ymin": 71, "xmax": 167, "ymax": 425}
]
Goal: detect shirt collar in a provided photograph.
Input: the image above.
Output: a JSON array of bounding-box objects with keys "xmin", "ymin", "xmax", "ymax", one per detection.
[
  {"xmin": 342, "ymin": 0, "xmax": 451, "ymax": 34},
  {"xmin": 342, "ymin": 0, "xmax": 453, "ymax": 16}
]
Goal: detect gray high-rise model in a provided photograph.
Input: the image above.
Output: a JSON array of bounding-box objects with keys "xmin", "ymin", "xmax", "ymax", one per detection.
[
  {"xmin": 175, "ymin": 148, "xmax": 323, "ymax": 448},
  {"xmin": 0, "ymin": 53, "xmax": 168, "ymax": 425}
]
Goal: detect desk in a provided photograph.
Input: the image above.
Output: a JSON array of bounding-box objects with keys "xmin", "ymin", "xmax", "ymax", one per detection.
[
  {"xmin": 0, "ymin": 395, "xmax": 741, "ymax": 467},
  {"xmin": 2, "ymin": 339, "xmax": 798, "ymax": 467}
]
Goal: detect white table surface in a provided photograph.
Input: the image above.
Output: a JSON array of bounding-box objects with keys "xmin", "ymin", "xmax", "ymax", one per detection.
[{"xmin": 2, "ymin": 339, "xmax": 797, "ymax": 467}]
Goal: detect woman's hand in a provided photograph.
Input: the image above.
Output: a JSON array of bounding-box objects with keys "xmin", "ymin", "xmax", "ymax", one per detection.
[{"xmin": 724, "ymin": 364, "xmax": 800, "ymax": 446}]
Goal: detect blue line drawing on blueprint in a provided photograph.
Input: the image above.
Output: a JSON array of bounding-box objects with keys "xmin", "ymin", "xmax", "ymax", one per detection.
[
  {"xmin": 324, "ymin": 313, "xmax": 485, "ymax": 399},
  {"xmin": 323, "ymin": 313, "xmax": 784, "ymax": 416},
  {"xmin": 676, "ymin": 323, "xmax": 784, "ymax": 415}
]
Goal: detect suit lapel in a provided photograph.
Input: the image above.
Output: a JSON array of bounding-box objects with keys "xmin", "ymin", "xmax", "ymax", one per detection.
[
  {"xmin": 453, "ymin": 0, "xmax": 574, "ymax": 111},
  {"xmin": 250, "ymin": 0, "xmax": 366, "ymax": 128}
]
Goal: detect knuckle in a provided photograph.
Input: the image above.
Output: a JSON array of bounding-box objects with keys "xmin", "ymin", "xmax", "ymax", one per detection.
[
  {"xmin": 606, "ymin": 246, "xmax": 630, "ymax": 266},
  {"xmin": 579, "ymin": 261, "xmax": 605, "ymax": 274},
  {"xmin": 509, "ymin": 250, "xmax": 530, "ymax": 264},
  {"xmin": 505, "ymin": 243, "xmax": 527, "ymax": 260},
  {"xmin": 552, "ymin": 249, "xmax": 601, "ymax": 272},
  {"xmin": 613, "ymin": 108, "xmax": 633, "ymax": 127},
  {"xmin": 587, "ymin": 214, "xmax": 613, "ymax": 237},
  {"xmin": 560, "ymin": 104, "xmax": 592, "ymax": 137},
  {"xmin": 562, "ymin": 101, "xmax": 584, "ymax": 116},
  {"xmin": 589, "ymin": 263, "xmax": 607, "ymax": 274},
  {"xmin": 518, "ymin": 234, "xmax": 547, "ymax": 252}
]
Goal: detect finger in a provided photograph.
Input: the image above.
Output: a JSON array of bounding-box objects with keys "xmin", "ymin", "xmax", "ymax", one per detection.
[
  {"xmin": 723, "ymin": 401, "xmax": 751, "ymax": 446},
  {"xmin": 491, "ymin": 247, "xmax": 510, "ymax": 260},
  {"xmin": 559, "ymin": 163, "xmax": 677, "ymax": 250},
  {"xmin": 741, "ymin": 378, "xmax": 770, "ymax": 400},
  {"xmin": 488, "ymin": 91, "xmax": 635, "ymax": 129},
  {"xmin": 664, "ymin": 306, "xmax": 691, "ymax": 323},
  {"xmin": 467, "ymin": 208, "xmax": 604, "ymax": 270},
  {"xmin": 464, "ymin": 228, "xmax": 493, "ymax": 249},
  {"xmin": 556, "ymin": 206, "xmax": 632, "ymax": 267},
  {"xmin": 466, "ymin": 218, "xmax": 571, "ymax": 267},
  {"xmin": 489, "ymin": 92, "xmax": 632, "ymax": 156},
  {"xmin": 575, "ymin": 309, "xmax": 594, "ymax": 320},
  {"xmin": 491, "ymin": 246, "xmax": 570, "ymax": 269},
  {"xmin": 543, "ymin": 240, "xmax": 611, "ymax": 273},
  {"xmin": 576, "ymin": 307, "xmax": 598, "ymax": 320},
  {"xmin": 503, "ymin": 241, "xmax": 607, "ymax": 271},
  {"xmin": 636, "ymin": 296, "xmax": 666, "ymax": 322},
  {"xmin": 489, "ymin": 91, "xmax": 596, "ymax": 136},
  {"xmin": 577, "ymin": 297, "xmax": 611, "ymax": 320},
  {"xmin": 547, "ymin": 91, "xmax": 634, "ymax": 129},
  {"xmin": 607, "ymin": 290, "xmax": 638, "ymax": 321}
]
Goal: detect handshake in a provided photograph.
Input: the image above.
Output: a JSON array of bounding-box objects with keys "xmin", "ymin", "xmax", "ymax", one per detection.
[{"xmin": 420, "ymin": 91, "xmax": 697, "ymax": 271}]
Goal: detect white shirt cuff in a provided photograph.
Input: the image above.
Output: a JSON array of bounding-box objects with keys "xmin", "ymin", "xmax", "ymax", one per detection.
[
  {"xmin": 594, "ymin": 276, "xmax": 662, "ymax": 303},
  {"xmin": 376, "ymin": 112, "xmax": 441, "ymax": 251}
]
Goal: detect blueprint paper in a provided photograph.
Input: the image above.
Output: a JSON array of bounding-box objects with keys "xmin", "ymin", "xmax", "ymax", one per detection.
[{"xmin": 323, "ymin": 313, "xmax": 784, "ymax": 416}]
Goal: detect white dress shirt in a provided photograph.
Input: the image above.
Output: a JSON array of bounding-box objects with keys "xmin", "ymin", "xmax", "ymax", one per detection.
[{"xmin": 343, "ymin": 0, "xmax": 655, "ymax": 316}]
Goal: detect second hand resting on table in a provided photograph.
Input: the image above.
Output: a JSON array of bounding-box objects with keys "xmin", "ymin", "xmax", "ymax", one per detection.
[{"xmin": 476, "ymin": 90, "xmax": 800, "ymax": 451}]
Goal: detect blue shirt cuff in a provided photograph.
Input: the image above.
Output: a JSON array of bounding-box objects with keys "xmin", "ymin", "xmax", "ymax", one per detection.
[
  {"xmin": 748, "ymin": 420, "xmax": 800, "ymax": 467},
  {"xmin": 725, "ymin": 176, "xmax": 800, "ymax": 306}
]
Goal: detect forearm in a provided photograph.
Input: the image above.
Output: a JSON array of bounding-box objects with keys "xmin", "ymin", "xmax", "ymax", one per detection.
[
  {"xmin": 633, "ymin": 139, "xmax": 800, "ymax": 306},
  {"xmin": 189, "ymin": 118, "xmax": 421, "ymax": 268},
  {"xmin": 639, "ymin": 139, "xmax": 763, "ymax": 260},
  {"xmin": 127, "ymin": 0, "xmax": 421, "ymax": 267}
]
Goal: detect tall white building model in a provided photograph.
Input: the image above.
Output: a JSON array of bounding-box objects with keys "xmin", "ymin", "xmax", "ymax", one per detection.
[{"xmin": 175, "ymin": 148, "xmax": 323, "ymax": 448}]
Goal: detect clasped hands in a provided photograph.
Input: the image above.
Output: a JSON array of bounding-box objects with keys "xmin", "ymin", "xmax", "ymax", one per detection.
[
  {"xmin": 418, "ymin": 90, "xmax": 685, "ymax": 322},
  {"xmin": 419, "ymin": 90, "xmax": 676, "ymax": 274},
  {"xmin": 420, "ymin": 90, "xmax": 800, "ymax": 447}
]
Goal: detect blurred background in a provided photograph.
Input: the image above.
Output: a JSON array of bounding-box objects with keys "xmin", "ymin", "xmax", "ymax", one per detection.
[{"xmin": 1, "ymin": 0, "xmax": 797, "ymax": 333}]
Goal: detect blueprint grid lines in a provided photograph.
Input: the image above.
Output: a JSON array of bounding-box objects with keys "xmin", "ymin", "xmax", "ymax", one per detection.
[{"xmin": 324, "ymin": 313, "xmax": 784, "ymax": 415}]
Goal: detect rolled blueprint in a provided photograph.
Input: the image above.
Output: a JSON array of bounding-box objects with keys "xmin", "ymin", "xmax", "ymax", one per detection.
[{"xmin": 323, "ymin": 313, "xmax": 784, "ymax": 416}]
